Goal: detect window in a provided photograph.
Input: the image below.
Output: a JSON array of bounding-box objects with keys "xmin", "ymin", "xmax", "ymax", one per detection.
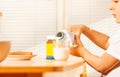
[{"xmin": 0, "ymin": 0, "xmax": 60, "ymax": 50}]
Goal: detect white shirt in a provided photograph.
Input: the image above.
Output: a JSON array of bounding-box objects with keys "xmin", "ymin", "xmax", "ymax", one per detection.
[{"xmin": 105, "ymin": 30, "xmax": 120, "ymax": 77}]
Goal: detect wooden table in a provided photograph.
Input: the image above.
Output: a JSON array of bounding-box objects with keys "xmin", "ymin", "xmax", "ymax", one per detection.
[{"xmin": 0, "ymin": 56, "xmax": 85, "ymax": 77}]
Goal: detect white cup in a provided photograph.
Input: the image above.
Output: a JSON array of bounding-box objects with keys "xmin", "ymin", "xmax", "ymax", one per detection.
[
  {"xmin": 0, "ymin": 41, "xmax": 11, "ymax": 62},
  {"xmin": 54, "ymin": 47, "xmax": 69, "ymax": 61}
]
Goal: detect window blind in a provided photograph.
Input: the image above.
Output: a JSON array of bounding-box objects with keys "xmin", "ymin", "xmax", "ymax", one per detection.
[
  {"xmin": 66, "ymin": 0, "xmax": 111, "ymax": 25},
  {"xmin": 0, "ymin": 0, "xmax": 57, "ymax": 51}
]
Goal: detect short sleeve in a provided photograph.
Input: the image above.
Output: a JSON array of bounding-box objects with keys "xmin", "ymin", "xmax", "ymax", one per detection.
[
  {"xmin": 106, "ymin": 31, "xmax": 120, "ymax": 60},
  {"xmin": 106, "ymin": 41, "xmax": 120, "ymax": 60}
]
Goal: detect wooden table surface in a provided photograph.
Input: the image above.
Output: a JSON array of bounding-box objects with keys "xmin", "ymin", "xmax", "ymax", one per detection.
[{"xmin": 0, "ymin": 56, "xmax": 85, "ymax": 77}]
